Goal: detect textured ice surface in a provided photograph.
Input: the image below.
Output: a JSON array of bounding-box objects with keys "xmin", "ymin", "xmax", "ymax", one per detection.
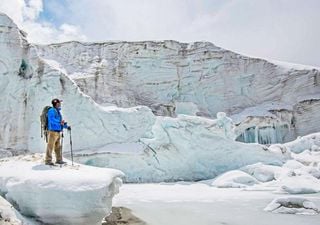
[
  {"xmin": 75, "ymin": 114, "xmax": 288, "ymax": 182},
  {"xmin": 0, "ymin": 12, "xmax": 320, "ymax": 158},
  {"xmin": 0, "ymin": 196, "xmax": 38, "ymax": 225},
  {"xmin": 0, "ymin": 13, "xmax": 155, "ymax": 154},
  {"xmin": 241, "ymin": 163, "xmax": 283, "ymax": 182},
  {"xmin": 264, "ymin": 197, "xmax": 320, "ymax": 215},
  {"xmin": 35, "ymin": 38, "xmax": 320, "ymax": 144},
  {"xmin": 0, "ymin": 154, "xmax": 124, "ymax": 225},
  {"xmin": 209, "ymin": 170, "xmax": 259, "ymax": 188}
]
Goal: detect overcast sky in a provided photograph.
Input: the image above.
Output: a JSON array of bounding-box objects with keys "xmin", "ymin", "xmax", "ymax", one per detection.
[{"xmin": 1, "ymin": 0, "xmax": 319, "ymax": 66}]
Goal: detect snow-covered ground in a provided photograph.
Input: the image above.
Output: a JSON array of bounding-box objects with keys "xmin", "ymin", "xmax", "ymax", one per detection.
[
  {"xmin": 114, "ymin": 183, "xmax": 320, "ymax": 225},
  {"xmin": 111, "ymin": 133, "xmax": 320, "ymax": 224}
]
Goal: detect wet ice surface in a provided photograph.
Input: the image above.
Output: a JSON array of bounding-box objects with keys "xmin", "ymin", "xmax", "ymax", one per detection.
[{"xmin": 114, "ymin": 183, "xmax": 320, "ymax": 225}]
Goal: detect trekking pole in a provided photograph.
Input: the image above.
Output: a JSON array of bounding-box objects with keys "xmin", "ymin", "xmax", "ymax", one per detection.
[
  {"xmin": 69, "ymin": 129, "xmax": 74, "ymax": 166},
  {"xmin": 60, "ymin": 131, "xmax": 64, "ymax": 166}
]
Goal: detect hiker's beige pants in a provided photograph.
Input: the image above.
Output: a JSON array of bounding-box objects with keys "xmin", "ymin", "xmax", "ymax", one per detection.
[{"xmin": 45, "ymin": 131, "xmax": 62, "ymax": 163}]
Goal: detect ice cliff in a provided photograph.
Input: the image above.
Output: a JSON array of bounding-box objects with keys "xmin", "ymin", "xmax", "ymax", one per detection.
[{"xmin": 34, "ymin": 38, "xmax": 320, "ymax": 144}]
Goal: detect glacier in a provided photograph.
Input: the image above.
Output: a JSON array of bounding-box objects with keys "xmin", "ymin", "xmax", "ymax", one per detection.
[
  {"xmin": 0, "ymin": 11, "xmax": 320, "ymax": 225},
  {"xmin": 0, "ymin": 12, "xmax": 319, "ymax": 182},
  {"xmin": 34, "ymin": 38, "xmax": 320, "ymax": 145}
]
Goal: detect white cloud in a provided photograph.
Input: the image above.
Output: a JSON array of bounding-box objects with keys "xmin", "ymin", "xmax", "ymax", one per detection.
[
  {"xmin": 0, "ymin": 0, "xmax": 25, "ymax": 25},
  {"xmin": 63, "ymin": 0, "xmax": 320, "ymax": 66},
  {"xmin": 0, "ymin": 0, "xmax": 87, "ymax": 44},
  {"xmin": 0, "ymin": 0, "xmax": 319, "ymax": 66},
  {"xmin": 23, "ymin": 0, "xmax": 43, "ymax": 20}
]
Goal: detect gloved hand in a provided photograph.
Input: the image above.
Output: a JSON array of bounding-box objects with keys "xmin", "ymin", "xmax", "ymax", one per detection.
[{"xmin": 67, "ymin": 126, "xmax": 71, "ymax": 131}]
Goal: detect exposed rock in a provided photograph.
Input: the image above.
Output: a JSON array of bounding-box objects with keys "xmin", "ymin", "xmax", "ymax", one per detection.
[{"xmin": 102, "ymin": 207, "xmax": 146, "ymax": 225}]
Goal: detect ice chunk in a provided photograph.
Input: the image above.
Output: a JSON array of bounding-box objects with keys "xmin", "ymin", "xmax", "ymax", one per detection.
[
  {"xmin": 264, "ymin": 197, "xmax": 320, "ymax": 215},
  {"xmin": 0, "ymin": 154, "xmax": 124, "ymax": 225},
  {"xmin": 240, "ymin": 163, "xmax": 283, "ymax": 182},
  {"xmin": 268, "ymin": 144, "xmax": 289, "ymax": 154},
  {"xmin": 291, "ymin": 150, "xmax": 320, "ymax": 166},
  {"xmin": 283, "ymin": 160, "xmax": 305, "ymax": 169},
  {"xmin": 284, "ymin": 133, "xmax": 320, "ymax": 153},
  {"xmin": 278, "ymin": 175, "xmax": 320, "ymax": 194},
  {"xmin": 210, "ymin": 170, "xmax": 259, "ymax": 188}
]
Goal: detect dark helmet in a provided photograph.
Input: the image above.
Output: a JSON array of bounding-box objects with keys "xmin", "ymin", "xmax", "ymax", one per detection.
[{"xmin": 51, "ymin": 98, "xmax": 63, "ymax": 106}]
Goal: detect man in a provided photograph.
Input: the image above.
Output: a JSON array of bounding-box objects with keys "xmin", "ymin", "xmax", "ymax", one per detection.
[{"xmin": 45, "ymin": 98, "xmax": 70, "ymax": 165}]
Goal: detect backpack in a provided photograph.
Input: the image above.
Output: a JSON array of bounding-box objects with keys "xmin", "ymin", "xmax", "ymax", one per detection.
[{"xmin": 40, "ymin": 106, "xmax": 52, "ymax": 142}]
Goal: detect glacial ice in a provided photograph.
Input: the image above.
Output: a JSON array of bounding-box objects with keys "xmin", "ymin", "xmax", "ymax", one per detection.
[
  {"xmin": 264, "ymin": 197, "xmax": 320, "ymax": 215},
  {"xmin": 0, "ymin": 11, "xmax": 320, "ymax": 159},
  {"xmin": 75, "ymin": 113, "xmax": 288, "ymax": 182},
  {"xmin": 209, "ymin": 170, "xmax": 259, "ymax": 188},
  {"xmin": 0, "ymin": 12, "xmax": 155, "ymax": 154},
  {"xmin": 201, "ymin": 132, "xmax": 320, "ymax": 198},
  {"xmin": 278, "ymin": 175, "xmax": 320, "ymax": 194},
  {"xmin": 0, "ymin": 154, "xmax": 124, "ymax": 225},
  {"xmin": 0, "ymin": 195, "xmax": 38, "ymax": 225},
  {"xmin": 240, "ymin": 163, "xmax": 283, "ymax": 182},
  {"xmin": 0, "ymin": 11, "xmax": 319, "ymax": 224},
  {"xmin": 35, "ymin": 37, "xmax": 320, "ymax": 145}
]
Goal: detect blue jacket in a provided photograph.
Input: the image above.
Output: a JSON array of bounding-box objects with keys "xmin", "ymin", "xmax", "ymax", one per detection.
[{"xmin": 47, "ymin": 107, "xmax": 67, "ymax": 132}]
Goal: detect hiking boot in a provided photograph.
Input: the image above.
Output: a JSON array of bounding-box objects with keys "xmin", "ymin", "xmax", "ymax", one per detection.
[
  {"xmin": 45, "ymin": 162, "xmax": 54, "ymax": 166},
  {"xmin": 55, "ymin": 160, "xmax": 67, "ymax": 165}
]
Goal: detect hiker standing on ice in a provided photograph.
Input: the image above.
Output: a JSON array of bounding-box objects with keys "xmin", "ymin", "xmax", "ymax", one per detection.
[{"xmin": 44, "ymin": 99, "xmax": 70, "ymax": 166}]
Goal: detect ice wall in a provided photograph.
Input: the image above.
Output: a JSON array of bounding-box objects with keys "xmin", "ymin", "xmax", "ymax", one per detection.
[
  {"xmin": 0, "ymin": 12, "xmax": 318, "ymax": 165},
  {"xmin": 34, "ymin": 38, "xmax": 320, "ymax": 143},
  {"xmin": 74, "ymin": 114, "xmax": 288, "ymax": 182}
]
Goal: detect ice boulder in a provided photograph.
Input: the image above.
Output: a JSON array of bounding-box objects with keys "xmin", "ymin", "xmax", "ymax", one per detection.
[
  {"xmin": 278, "ymin": 175, "xmax": 320, "ymax": 194},
  {"xmin": 210, "ymin": 170, "xmax": 259, "ymax": 188},
  {"xmin": 291, "ymin": 150, "xmax": 320, "ymax": 166},
  {"xmin": 240, "ymin": 163, "xmax": 283, "ymax": 182},
  {"xmin": 283, "ymin": 133, "xmax": 320, "ymax": 154},
  {"xmin": 0, "ymin": 154, "xmax": 124, "ymax": 225},
  {"xmin": 283, "ymin": 160, "xmax": 305, "ymax": 170},
  {"xmin": 264, "ymin": 197, "xmax": 320, "ymax": 215}
]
